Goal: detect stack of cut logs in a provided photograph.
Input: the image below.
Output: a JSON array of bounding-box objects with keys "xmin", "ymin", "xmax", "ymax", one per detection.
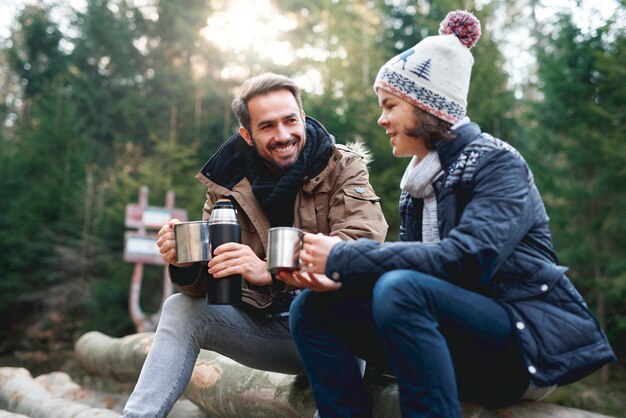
[{"xmin": 0, "ymin": 332, "xmax": 615, "ymax": 418}]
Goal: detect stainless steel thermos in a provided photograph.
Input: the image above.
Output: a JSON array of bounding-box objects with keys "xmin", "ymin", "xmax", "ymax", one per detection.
[{"xmin": 207, "ymin": 199, "xmax": 242, "ymax": 305}]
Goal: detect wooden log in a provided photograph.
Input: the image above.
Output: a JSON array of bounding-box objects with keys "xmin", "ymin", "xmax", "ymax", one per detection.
[
  {"xmin": 75, "ymin": 331, "xmax": 320, "ymax": 417},
  {"xmin": 74, "ymin": 331, "xmax": 615, "ymax": 418},
  {"xmin": 0, "ymin": 367, "xmax": 119, "ymax": 418},
  {"xmin": 35, "ymin": 371, "xmax": 127, "ymax": 412},
  {"xmin": 74, "ymin": 331, "xmax": 151, "ymax": 383},
  {"xmin": 0, "ymin": 368, "xmax": 209, "ymax": 418},
  {"xmin": 0, "ymin": 410, "xmax": 29, "ymax": 418}
]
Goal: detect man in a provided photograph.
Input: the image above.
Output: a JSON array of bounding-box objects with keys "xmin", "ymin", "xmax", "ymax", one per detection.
[
  {"xmin": 281, "ymin": 11, "xmax": 615, "ymax": 418},
  {"xmin": 121, "ymin": 73, "xmax": 388, "ymax": 418}
]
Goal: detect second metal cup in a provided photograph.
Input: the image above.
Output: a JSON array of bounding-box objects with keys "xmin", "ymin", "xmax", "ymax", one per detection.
[{"xmin": 267, "ymin": 227, "xmax": 304, "ymax": 274}]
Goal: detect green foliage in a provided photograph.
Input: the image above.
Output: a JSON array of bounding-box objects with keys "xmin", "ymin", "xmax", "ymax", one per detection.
[
  {"xmin": 524, "ymin": 13, "xmax": 626, "ymax": 351},
  {"xmin": 6, "ymin": 5, "xmax": 68, "ymax": 99},
  {"xmin": 83, "ymin": 273, "xmax": 134, "ymax": 337},
  {"xmin": 467, "ymin": 6, "xmax": 519, "ymax": 139},
  {"xmin": 69, "ymin": 0, "xmax": 154, "ymax": 163},
  {"xmin": 0, "ymin": 5, "xmax": 90, "ymax": 319}
]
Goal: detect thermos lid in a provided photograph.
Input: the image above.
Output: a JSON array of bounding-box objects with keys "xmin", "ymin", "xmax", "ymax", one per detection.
[
  {"xmin": 214, "ymin": 199, "xmax": 234, "ymax": 208},
  {"xmin": 210, "ymin": 199, "xmax": 238, "ymax": 224}
]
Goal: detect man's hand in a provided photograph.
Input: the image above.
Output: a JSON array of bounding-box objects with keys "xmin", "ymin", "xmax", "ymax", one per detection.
[
  {"xmin": 275, "ymin": 270, "xmax": 342, "ymax": 292},
  {"xmin": 156, "ymin": 219, "xmax": 193, "ymax": 268},
  {"xmin": 208, "ymin": 242, "xmax": 272, "ymax": 286},
  {"xmin": 300, "ymin": 233, "xmax": 342, "ymax": 275}
]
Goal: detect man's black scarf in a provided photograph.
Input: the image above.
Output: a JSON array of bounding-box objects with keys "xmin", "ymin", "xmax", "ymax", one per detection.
[{"xmin": 244, "ymin": 119, "xmax": 334, "ymax": 227}]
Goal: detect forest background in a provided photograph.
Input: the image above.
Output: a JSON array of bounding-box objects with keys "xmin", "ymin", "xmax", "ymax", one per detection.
[{"xmin": 0, "ymin": 0, "xmax": 625, "ymax": 415}]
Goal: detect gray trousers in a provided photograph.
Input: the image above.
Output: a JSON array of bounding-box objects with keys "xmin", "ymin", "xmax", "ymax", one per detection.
[{"xmin": 121, "ymin": 293, "xmax": 304, "ymax": 418}]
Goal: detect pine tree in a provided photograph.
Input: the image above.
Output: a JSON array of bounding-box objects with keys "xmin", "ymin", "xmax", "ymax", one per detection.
[{"xmin": 529, "ymin": 13, "xmax": 626, "ymax": 379}]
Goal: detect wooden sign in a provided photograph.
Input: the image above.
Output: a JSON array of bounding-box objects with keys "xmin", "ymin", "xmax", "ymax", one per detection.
[
  {"xmin": 123, "ymin": 185, "xmax": 188, "ymax": 332},
  {"xmin": 123, "ymin": 186, "xmax": 188, "ymax": 265},
  {"xmin": 125, "ymin": 205, "xmax": 187, "ymax": 231},
  {"xmin": 123, "ymin": 233, "xmax": 163, "ymax": 265}
]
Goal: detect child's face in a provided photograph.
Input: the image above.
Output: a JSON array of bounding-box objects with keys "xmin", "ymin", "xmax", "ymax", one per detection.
[{"xmin": 376, "ymin": 89, "xmax": 427, "ymax": 159}]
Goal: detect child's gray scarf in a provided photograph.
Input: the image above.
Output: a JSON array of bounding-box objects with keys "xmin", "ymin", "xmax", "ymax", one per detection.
[{"xmin": 400, "ymin": 151, "xmax": 443, "ymax": 244}]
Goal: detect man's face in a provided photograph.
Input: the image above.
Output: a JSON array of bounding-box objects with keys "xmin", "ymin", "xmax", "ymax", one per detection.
[{"xmin": 240, "ymin": 89, "xmax": 306, "ymax": 172}]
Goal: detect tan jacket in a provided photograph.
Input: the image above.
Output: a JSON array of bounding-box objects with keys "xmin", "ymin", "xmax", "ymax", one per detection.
[{"xmin": 171, "ymin": 134, "xmax": 387, "ymax": 307}]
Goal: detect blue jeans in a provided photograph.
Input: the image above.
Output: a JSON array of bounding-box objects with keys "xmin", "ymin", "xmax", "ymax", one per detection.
[
  {"xmin": 122, "ymin": 293, "xmax": 303, "ymax": 418},
  {"xmin": 290, "ymin": 270, "xmax": 529, "ymax": 418}
]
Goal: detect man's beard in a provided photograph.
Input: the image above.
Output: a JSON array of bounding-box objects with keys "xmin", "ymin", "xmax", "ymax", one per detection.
[{"xmin": 251, "ymin": 134, "xmax": 305, "ymax": 172}]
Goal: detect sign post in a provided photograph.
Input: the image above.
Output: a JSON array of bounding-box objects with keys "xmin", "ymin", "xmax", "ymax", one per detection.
[{"xmin": 124, "ymin": 186, "xmax": 187, "ymax": 332}]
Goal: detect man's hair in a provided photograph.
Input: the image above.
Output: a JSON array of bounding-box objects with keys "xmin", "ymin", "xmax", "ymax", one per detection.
[
  {"xmin": 405, "ymin": 106, "xmax": 455, "ymax": 150},
  {"xmin": 232, "ymin": 73, "xmax": 303, "ymax": 133}
]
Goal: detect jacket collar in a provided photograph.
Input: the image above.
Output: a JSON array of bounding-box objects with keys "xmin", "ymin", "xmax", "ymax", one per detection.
[
  {"xmin": 435, "ymin": 122, "xmax": 482, "ymax": 170},
  {"xmin": 197, "ymin": 116, "xmax": 334, "ymax": 190}
]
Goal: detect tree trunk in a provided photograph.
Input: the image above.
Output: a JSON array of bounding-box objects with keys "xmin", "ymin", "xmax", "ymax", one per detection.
[
  {"xmin": 74, "ymin": 331, "xmax": 614, "ymax": 418},
  {"xmin": 0, "ymin": 367, "xmax": 119, "ymax": 418}
]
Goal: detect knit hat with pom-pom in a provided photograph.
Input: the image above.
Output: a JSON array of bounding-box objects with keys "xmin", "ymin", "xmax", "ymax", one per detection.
[{"xmin": 374, "ymin": 10, "xmax": 481, "ymax": 124}]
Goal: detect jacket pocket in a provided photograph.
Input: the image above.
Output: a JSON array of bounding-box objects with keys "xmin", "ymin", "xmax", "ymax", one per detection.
[
  {"xmin": 494, "ymin": 263, "xmax": 565, "ymax": 302},
  {"xmin": 342, "ymin": 186, "xmax": 384, "ymax": 225},
  {"xmin": 343, "ymin": 185, "xmax": 381, "ymax": 202},
  {"xmin": 513, "ymin": 277, "xmax": 613, "ymax": 386},
  {"xmin": 510, "ymin": 270, "xmax": 605, "ymax": 358}
]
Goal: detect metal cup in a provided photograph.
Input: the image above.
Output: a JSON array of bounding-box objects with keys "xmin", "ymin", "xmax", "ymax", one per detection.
[
  {"xmin": 267, "ymin": 227, "xmax": 304, "ymax": 274},
  {"xmin": 174, "ymin": 221, "xmax": 210, "ymax": 263}
]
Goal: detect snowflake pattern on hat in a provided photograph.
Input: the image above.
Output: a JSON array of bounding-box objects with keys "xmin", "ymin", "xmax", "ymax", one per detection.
[{"xmin": 377, "ymin": 68, "xmax": 465, "ymax": 123}]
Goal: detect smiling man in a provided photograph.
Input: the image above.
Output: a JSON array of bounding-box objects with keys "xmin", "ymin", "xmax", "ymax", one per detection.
[
  {"xmin": 239, "ymin": 89, "xmax": 305, "ymax": 170},
  {"xmin": 120, "ymin": 72, "xmax": 388, "ymax": 418}
]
